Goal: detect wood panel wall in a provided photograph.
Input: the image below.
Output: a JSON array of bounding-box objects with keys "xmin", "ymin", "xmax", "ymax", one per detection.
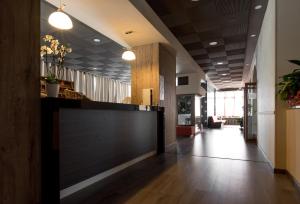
[
  {"xmin": 286, "ymin": 109, "xmax": 300, "ymax": 183},
  {"xmin": 131, "ymin": 43, "xmax": 176, "ymax": 146},
  {"xmin": 159, "ymin": 44, "xmax": 176, "ymax": 146},
  {"xmin": 0, "ymin": 0, "xmax": 41, "ymax": 203},
  {"xmin": 131, "ymin": 43, "xmax": 160, "ymax": 105}
]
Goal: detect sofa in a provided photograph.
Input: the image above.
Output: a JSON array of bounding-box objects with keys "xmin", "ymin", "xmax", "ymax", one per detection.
[{"xmin": 207, "ymin": 116, "xmax": 225, "ymax": 129}]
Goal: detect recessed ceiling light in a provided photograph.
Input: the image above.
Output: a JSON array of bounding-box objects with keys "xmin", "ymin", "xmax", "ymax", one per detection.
[
  {"xmin": 125, "ymin": 30, "xmax": 134, "ymax": 35},
  {"xmin": 250, "ymin": 34, "xmax": 256, "ymax": 37},
  {"xmin": 221, "ymin": 73, "xmax": 228, "ymax": 76},
  {"xmin": 246, "ymin": 63, "xmax": 250, "ymax": 66},
  {"xmin": 209, "ymin": 41, "xmax": 218, "ymax": 46},
  {"xmin": 93, "ymin": 68, "xmax": 97, "ymax": 70},
  {"xmin": 217, "ymin": 62, "xmax": 224, "ymax": 65},
  {"xmin": 255, "ymin": 5, "xmax": 263, "ymax": 10},
  {"xmin": 93, "ymin": 38, "xmax": 101, "ymax": 43},
  {"xmin": 223, "ymin": 81, "xmax": 231, "ymax": 83}
]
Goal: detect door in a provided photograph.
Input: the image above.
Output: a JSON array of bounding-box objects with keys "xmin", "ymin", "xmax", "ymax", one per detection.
[{"xmin": 244, "ymin": 82, "xmax": 257, "ymax": 142}]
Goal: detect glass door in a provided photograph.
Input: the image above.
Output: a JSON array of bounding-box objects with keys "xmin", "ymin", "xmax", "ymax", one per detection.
[{"xmin": 244, "ymin": 83, "xmax": 257, "ymax": 142}]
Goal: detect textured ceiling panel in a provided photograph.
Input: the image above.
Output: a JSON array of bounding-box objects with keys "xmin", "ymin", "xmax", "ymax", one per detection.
[
  {"xmin": 41, "ymin": 1, "xmax": 131, "ymax": 83},
  {"xmin": 214, "ymin": 0, "xmax": 251, "ymax": 16},
  {"xmin": 146, "ymin": 0, "xmax": 268, "ymax": 89}
]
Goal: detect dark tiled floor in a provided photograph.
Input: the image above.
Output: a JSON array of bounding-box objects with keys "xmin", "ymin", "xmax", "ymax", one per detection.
[{"xmin": 61, "ymin": 126, "xmax": 300, "ymax": 204}]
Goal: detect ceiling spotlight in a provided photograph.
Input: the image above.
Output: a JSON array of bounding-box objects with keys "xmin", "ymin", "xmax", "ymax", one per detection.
[
  {"xmin": 217, "ymin": 62, "xmax": 224, "ymax": 65},
  {"xmin": 255, "ymin": 5, "xmax": 263, "ymax": 10},
  {"xmin": 125, "ymin": 30, "xmax": 134, "ymax": 35},
  {"xmin": 221, "ymin": 73, "xmax": 228, "ymax": 76},
  {"xmin": 250, "ymin": 34, "xmax": 256, "ymax": 37},
  {"xmin": 93, "ymin": 38, "xmax": 101, "ymax": 43},
  {"xmin": 93, "ymin": 68, "xmax": 97, "ymax": 70},
  {"xmin": 209, "ymin": 41, "xmax": 218, "ymax": 46},
  {"xmin": 48, "ymin": 2, "xmax": 73, "ymax": 30},
  {"xmin": 122, "ymin": 50, "xmax": 136, "ymax": 61}
]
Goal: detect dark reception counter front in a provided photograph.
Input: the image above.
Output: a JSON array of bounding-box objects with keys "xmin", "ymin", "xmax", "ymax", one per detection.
[{"xmin": 41, "ymin": 98, "xmax": 164, "ymax": 203}]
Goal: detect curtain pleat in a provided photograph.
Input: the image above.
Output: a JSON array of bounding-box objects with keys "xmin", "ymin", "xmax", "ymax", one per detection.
[{"xmin": 41, "ymin": 62, "xmax": 130, "ymax": 103}]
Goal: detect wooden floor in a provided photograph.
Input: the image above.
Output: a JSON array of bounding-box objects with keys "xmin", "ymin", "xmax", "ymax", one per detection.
[
  {"xmin": 168, "ymin": 125, "xmax": 266, "ymax": 162},
  {"xmin": 62, "ymin": 126, "xmax": 300, "ymax": 204}
]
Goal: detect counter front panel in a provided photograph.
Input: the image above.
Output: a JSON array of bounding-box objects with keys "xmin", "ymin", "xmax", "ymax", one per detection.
[
  {"xmin": 41, "ymin": 98, "xmax": 164, "ymax": 203},
  {"xmin": 60, "ymin": 108, "xmax": 157, "ymax": 189}
]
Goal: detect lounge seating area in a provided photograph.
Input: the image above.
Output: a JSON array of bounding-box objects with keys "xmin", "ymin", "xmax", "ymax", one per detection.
[{"xmin": 207, "ymin": 116, "xmax": 226, "ymax": 129}]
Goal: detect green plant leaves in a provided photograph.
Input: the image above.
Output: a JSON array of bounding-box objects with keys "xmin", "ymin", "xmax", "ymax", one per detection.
[{"xmin": 277, "ymin": 60, "xmax": 300, "ymax": 101}]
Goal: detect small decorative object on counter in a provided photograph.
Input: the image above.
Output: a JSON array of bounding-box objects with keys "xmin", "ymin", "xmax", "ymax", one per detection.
[
  {"xmin": 40, "ymin": 34, "xmax": 72, "ymax": 97},
  {"xmin": 278, "ymin": 60, "xmax": 300, "ymax": 107}
]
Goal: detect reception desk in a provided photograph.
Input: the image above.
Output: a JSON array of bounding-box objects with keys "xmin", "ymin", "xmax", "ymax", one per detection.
[
  {"xmin": 286, "ymin": 108, "xmax": 300, "ymax": 186},
  {"xmin": 41, "ymin": 98, "xmax": 164, "ymax": 203}
]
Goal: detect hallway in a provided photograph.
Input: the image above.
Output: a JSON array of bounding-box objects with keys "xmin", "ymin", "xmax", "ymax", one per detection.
[
  {"xmin": 168, "ymin": 126, "xmax": 265, "ymax": 162},
  {"xmin": 62, "ymin": 127, "xmax": 300, "ymax": 204}
]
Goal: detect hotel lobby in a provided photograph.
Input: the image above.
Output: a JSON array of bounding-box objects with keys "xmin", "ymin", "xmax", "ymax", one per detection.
[{"xmin": 1, "ymin": 0, "xmax": 300, "ymax": 203}]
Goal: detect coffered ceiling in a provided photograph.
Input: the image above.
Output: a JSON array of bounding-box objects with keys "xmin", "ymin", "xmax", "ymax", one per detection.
[{"xmin": 146, "ymin": 0, "xmax": 268, "ymax": 89}]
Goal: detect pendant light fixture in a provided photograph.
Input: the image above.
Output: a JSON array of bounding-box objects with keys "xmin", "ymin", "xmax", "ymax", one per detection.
[
  {"xmin": 48, "ymin": 0, "xmax": 73, "ymax": 30},
  {"xmin": 121, "ymin": 31, "xmax": 136, "ymax": 61},
  {"xmin": 122, "ymin": 49, "xmax": 136, "ymax": 61}
]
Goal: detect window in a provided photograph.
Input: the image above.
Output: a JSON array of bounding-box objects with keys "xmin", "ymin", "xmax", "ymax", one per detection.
[
  {"xmin": 216, "ymin": 91, "xmax": 244, "ymax": 117},
  {"xmin": 207, "ymin": 91, "xmax": 215, "ymax": 117},
  {"xmin": 177, "ymin": 76, "xmax": 189, "ymax": 85}
]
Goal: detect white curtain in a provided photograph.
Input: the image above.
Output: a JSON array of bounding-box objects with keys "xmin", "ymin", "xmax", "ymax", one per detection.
[{"xmin": 41, "ymin": 63, "xmax": 131, "ymax": 103}]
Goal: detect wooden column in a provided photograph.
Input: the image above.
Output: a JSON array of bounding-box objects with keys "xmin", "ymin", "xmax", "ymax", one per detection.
[
  {"xmin": 0, "ymin": 0, "xmax": 41, "ymax": 203},
  {"xmin": 131, "ymin": 43, "xmax": 176, "ymax": 146},
  {"xmin": 131, "ymin": 43, "xmax": 160, "ymax": 105},
  {"xmin": 158, "ymin": 44, "xmax": 176, "ymax": 146}
]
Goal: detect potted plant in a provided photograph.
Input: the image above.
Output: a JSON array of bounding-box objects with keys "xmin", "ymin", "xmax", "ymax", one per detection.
[
  {"xmin": 278, "ymin": 60, "xmax": 300, "ymax": 107},
  {"xmin": 40, "ymin": 35, "xmax": 72, "ymax": 97}
]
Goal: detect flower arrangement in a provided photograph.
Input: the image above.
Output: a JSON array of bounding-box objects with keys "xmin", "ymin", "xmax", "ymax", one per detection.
[
  {"xmin": 40, "ymin": 35, "xmax": 72, "ymax": 84},
  {"xmin": 278, "ymin": 60, "xmax": 300, "ymax": 107}
]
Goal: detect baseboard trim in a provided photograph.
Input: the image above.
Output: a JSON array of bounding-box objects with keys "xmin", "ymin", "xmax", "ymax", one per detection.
[
  {"xmin": 257, "ymin": 144, "xmax": 274, "ymax": 172},
  {"xmin": 274, "ymin": 168, "xmax": 287, "ymax": 174},
  {"xmin": 60, "ymin": 151, "xmax": 156, "ymax": 199},
  {"xmin": 273, "ymin": 169, "xmax": 300, "ymax": 193},
  {"xmin": 286, "ymin": 171, "xmax": 300, "ymax": 193}
]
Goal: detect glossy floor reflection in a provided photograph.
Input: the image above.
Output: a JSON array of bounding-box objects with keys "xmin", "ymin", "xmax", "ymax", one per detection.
[
  {"xmin": 61, "ymin": 126, "xmax": 300, "ymax": 204},
  {"xmin": 168, "ymin": 125, "xmax": 266, "ymax": 162}
]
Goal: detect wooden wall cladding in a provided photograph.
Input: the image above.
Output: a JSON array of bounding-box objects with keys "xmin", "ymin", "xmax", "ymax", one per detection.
[
  {"xmin": 286, "ymin": 109, "xmax": 300, "ymax": 183},
  {"xmin": 131, "ymin": 43, "xmax": 176, "ymax": 146},
  {"xmin": 131, "ymin": 43, "xmax": 160, "ymax": 105},
  {"xmin": 0, "ymin": 0, "xmax": 41, "ymax": 203},
  {"xmin": 159, "ymin": 44, "xmax": 176, "ymax": 146}
]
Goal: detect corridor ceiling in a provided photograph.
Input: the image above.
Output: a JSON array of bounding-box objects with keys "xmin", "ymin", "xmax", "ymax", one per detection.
[{"xmin": 146, "ymin": 0, "xmax": 268, "ymax": 89}]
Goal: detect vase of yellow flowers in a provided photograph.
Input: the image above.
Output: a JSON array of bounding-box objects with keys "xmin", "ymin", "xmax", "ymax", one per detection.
[{"xmin": 40, "ymin": 34, "xmax": 72, "ymax": 97}]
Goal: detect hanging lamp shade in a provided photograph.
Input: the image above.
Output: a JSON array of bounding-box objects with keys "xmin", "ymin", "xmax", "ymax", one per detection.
[
  {"xmin": 122, "ymin": 50, "xmax": 136, "ymax": 61},
  {"xmin": 48, "ymin": 8, "xmax": 73, "ymax": 30}
]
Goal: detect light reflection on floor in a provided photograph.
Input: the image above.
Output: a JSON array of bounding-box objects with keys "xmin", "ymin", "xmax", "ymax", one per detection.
[{"xmin": 169, "ymin": 125, "xmax": 266, "ymax": 162}]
